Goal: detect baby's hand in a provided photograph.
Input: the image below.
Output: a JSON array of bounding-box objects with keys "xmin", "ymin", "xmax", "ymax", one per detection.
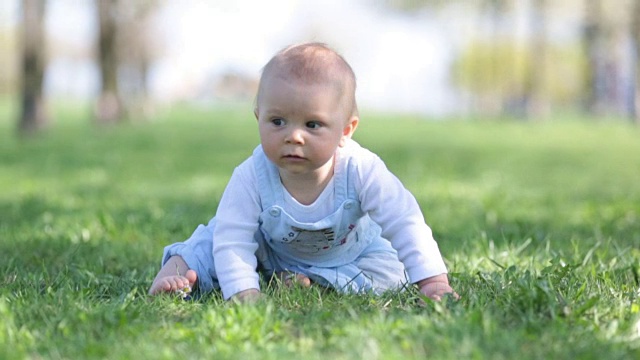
[
  {"xmin": 230, "ymin": 288, "xmax": 263, "ymax": 304},
  {"xmin": 417, "ymin": 273, "xmax": 459, "ymax": 302},
  {"xmin": 149, "ymin": 269, "xmax": 197, "ymax": 296}
]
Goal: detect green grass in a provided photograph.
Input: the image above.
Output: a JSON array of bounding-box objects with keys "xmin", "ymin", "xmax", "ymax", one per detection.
[{"xmin": 1, "ymin": 103, "xmax": 639, "ymax": 359}]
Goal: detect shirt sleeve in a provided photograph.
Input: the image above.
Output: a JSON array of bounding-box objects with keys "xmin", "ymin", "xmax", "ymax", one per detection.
[
  {"xmin": 355, "ymin": 150, "xmax": 448, "ymax": 283},
  {"xmin": 212, "ymin": 158, "xmax": 263, "ymax": 300}
]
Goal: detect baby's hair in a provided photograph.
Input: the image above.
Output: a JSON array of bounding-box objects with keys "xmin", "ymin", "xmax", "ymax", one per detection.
[{"xmin": 256, "ymin": 42, "xmax": 358, "ymax": 116}]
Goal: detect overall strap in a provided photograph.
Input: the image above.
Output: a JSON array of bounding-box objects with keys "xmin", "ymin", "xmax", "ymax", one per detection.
[
  {"xmin": 333, "ymin": 145, "xmax": 358, "ymax": 204},
  {"xmin": 334, "ymin": 140, "xmax": 362, "ymax": 204},
  {"xmin": 252, "ymin": 145, "xmax": 283, "ymax": 208}
]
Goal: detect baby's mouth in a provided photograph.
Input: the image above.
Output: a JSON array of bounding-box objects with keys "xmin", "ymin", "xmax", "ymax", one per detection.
[{"xmin": 283, "ymin": 154, "xmax": 305, "ymax": 160}]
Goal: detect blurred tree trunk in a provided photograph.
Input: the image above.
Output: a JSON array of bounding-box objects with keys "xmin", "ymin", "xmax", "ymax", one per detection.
[
  {"xmin": 526, "ymin": 0, "xmax": 549, "ymax": 120},
  {"xmin": 631, "ymin": 0, "xmax": 640, "ymax": 124},
  {"xmin": 19, "ymin": 0, "xmax": 48, "ymax": 135},
  {"xmin": 96, "ymin": 0, "xmax": 123, "ymax": 123},
  {"xmin": 118, "ymin": 0, "xmax": 160, "ymax": 120},
  {"xmin": 486, "ymin": 0, "xmax": 505, "ymax": 116},
  {"xmin": 583, "ymin": 0, "xmax": 606, "ymax": 115}
]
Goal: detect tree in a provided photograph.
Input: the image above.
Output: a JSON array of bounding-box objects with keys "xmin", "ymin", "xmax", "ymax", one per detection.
[
  {"xmin": 631, "ymin": 0, "xmax": 640, "ymax": 124},
  {"xmin": 526, "ymin": 0, "xmax": 549, "ymax": 119},
  {"xmin": 580, "ymin": 0, "xmax": 640, "ymax": 120},
  {"xmin": 118, "ymin": 0, "xmax": 161, "ymax": 119},
  {"xmin": 583, "ymin": 0, "xmax": 606, "ymax": 115},
  {"xmin": 0, "ymin": 29, "xmax": 19, "ymax": 97},
  {"xmin": 19, "ymin": 0, "xmax": 49, "ymax": 135},
  {"xmin": 95, "ymin": 0, "xmax": 161, "ymax": 123},
  {"xmin": 385, "ymin": 0, "xmax": 532, "ymax": 117},
  {"xmin": 96, "ymin": 0, "xmax": 122, "ymax": 123}
]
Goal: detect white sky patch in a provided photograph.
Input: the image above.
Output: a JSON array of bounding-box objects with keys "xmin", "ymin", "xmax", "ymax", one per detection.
[
  {"xmin": 358, "ymin": 18, "xmax": 454, "ymax": 115},
  {"xmin": 151, "ymin": 0, "xmax": 300, "ymax": 99},
  {"xmin": 0, "ymin": 0, "xmax": 19, "ymax": 29},
  {"xmin": 4, "ymin": 0, "xmax": 461, "ymax": 114}
]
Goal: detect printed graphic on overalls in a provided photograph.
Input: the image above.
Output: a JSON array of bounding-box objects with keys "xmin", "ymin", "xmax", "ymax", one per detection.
[{"xmin": 281, "ymin": 225, "xmax": 356, "ymax": 254}]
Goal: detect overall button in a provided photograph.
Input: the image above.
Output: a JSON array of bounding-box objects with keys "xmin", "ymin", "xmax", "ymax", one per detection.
[
  {"xmin": 343, "ymin": 201, "xmax": 354, "ymax": 210},
  {"xmin": 269, "ymin": 208, "xmax": 281, "ymax": 217}
]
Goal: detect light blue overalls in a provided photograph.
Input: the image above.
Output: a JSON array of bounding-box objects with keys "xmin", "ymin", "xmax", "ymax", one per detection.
[{"xmin": 162, "ymin": 146, "xmax": 406, "ymax": 296}]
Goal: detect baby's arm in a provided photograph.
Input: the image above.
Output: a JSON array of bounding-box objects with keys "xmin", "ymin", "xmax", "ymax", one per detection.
[
  {"xmin": 353, "ymin": 149, "xmax": 456, "ymax": 302},
  {"xmin": 149, "ymin": 255, "xmax": 197, "ymax": 295},
  {"xmin": 417, "ymin": 273, "xmax": 458, "ymax": 301}
]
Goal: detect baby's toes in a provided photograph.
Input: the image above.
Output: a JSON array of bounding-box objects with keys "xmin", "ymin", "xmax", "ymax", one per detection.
[
  {"xmin": 295, "ymin": 274, "xmax": 311, "ymax": 287},
  {"xmin": 279, "ymin": 272, "xmax": 311, "ymax": 288}
]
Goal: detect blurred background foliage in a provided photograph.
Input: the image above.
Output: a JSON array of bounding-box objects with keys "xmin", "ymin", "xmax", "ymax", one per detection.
[
  {"xmin": 3, "ymin": 0, "xmax": 640, "ymax": 136},
  {"xmin": 453, "ymin": 40, "xmax": 587, "ymax": 114}
]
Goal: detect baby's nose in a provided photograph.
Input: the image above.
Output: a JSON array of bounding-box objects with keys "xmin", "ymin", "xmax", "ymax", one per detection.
[{"xmin": 286, "ymin": 128, "xmax": 304, "ymax": 144}]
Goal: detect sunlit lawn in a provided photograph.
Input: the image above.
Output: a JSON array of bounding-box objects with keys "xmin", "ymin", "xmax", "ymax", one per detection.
[{"xmin": 1, "ymin": 102, "xmax": 639, "ymax": 359}]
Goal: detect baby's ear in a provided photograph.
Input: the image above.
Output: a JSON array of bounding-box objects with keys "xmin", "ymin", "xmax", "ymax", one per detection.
[{"xmin": 340, "ymin": 116, "xmax": 359, "ymax": 147}]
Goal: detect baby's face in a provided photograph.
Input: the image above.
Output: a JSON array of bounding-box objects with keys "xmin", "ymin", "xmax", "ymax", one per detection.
[{"xmin": 255, "ymin": 75, "xmax": 355, "ymax": 179}]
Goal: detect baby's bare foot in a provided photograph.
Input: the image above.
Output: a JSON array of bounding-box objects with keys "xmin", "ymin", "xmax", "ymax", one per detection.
[
  {"xmin": 149, "ymin": 269, "xmax": 197, "ymax": 296},
  {"xmin": 276, "ymin": 271, "xmax": 311, "ymax": 288}
]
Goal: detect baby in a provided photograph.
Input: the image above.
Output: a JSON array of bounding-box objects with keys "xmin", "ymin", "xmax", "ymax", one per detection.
[{"xmin": 149, "ymin": 43, "xmax": 456, "ymax": 303}]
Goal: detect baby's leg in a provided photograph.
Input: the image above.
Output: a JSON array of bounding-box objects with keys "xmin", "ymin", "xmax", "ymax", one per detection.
[
  {"xmin": 355, "ymin": 249, "xmax": 407, "ymax": 292},
  {"xmin": 153, "ymin": 218, "xmax": 221, "ymax": 295},
  {"xmin": 150, "ymin": 218, "xmax": 278, "ymax": 296}
]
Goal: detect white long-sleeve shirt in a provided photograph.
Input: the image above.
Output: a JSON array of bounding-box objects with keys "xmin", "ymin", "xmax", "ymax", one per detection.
[{"xmin": 212, "ymin": 140, "xmax": 447, "ymax": 299}]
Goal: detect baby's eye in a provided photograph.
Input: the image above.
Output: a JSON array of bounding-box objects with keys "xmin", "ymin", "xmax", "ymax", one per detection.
[
  {"xmin": 271, "ymin": 118, "xmax": 285, "ymax": 126},
  {"xmin": 306, "ymin": 121, "xmax": 322, "ymax": 129}
]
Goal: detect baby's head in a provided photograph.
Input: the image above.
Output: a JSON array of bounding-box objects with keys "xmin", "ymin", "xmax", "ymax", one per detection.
[
  {"xmin": 255, "ymin": 43, "xmax": 358, "ymax": 119},
  {"xmin": 254, "ymin": 43, "xmax": 360, "ymax": 177}
]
